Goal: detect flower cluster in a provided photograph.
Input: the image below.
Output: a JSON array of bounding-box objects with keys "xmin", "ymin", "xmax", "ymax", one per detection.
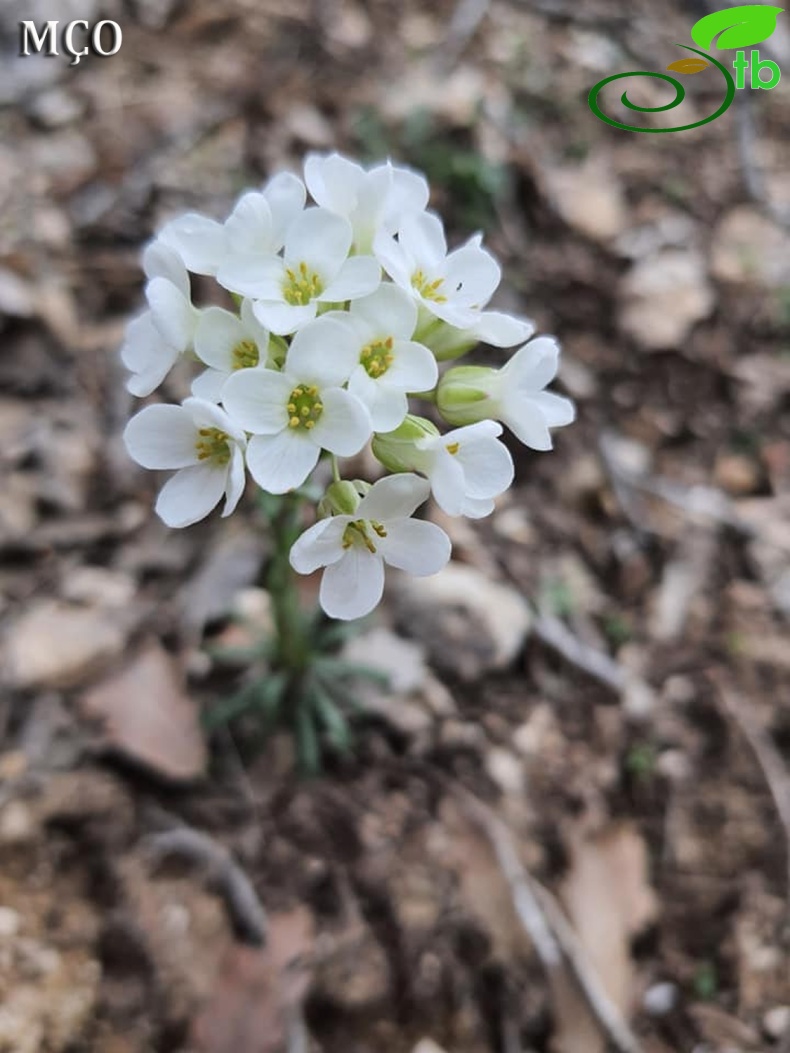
[{"xmin": 123, "ymin": 153, "xmax": 574, "ymax": 619}]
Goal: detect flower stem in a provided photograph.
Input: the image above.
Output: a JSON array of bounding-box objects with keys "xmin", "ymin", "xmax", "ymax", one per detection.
[
  {"xmin": 331, "ymin": 454, "xmax": 341, "ymax": 484},
  {"xmin": 266, "ymin": 492, "xmax": 309, "ymax": 676}
]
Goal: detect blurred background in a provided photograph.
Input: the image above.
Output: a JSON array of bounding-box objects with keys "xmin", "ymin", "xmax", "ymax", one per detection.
[{"xmin": 1, "ymin": 1, "xmax": 789, "ymax": 1051}]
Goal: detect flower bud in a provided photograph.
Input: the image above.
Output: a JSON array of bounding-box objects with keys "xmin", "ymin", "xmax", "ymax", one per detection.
[
  {"xmin": 320, "ymin": 480, "xmax": 362, "ymax": 517},
  {"xmin": 436, "ymin": 366, "xmax": 498, "ymax": 426},
  {"xmin": 371, "ymin": 414, "xmax": 439, "ymax": 473},
  {"xmin": 419, "ymin": 320, "xmax": 478, "ymax": 361}
]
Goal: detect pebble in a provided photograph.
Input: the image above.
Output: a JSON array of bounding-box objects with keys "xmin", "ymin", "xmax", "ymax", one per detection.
[
  {"xmin": 763, "ymin": 1006, "xmax": 790, "ymax": 1040},
  {"xmin": 644, "ymin": 981, "xmax": 679, "ymax": 1016}
]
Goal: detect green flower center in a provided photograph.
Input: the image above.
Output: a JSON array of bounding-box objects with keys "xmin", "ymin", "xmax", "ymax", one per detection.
[
  {"xmin": 287, "ymin": 385, "xmax": 323, "ymax": 431},
  {"xmin": 283, "ymin": 262, "xmax": 324, "ymax": 306},
  {"xmin": 195, "ymin": 427, "xmax": 231, "ymax": 466},
  {"xmin": 360, "ymin": 337, "xmax": 394, "ymax": 379},
  {"xmin": 341, "ymin": 518, "xmax": 388, "ymax": 553},
  {"xmin": 232, "ymin": 339, "xmax": 259, "ymax": 370},
  {"xmin": 411, "ymin": 269, "xmax": 447, "ymax": 303}
]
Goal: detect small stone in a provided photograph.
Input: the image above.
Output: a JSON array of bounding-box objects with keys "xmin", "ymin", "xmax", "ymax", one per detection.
[
  {"xmin": 643, "ymin": 981, "xmax": 679, "ymax": 1016},
  {"xmin": 343, "ymin": 628, "xmax": 427, "ymax": 696},
  {"xmin": 394, "ymin": 563, "xmax": 531, "ymax": 681},
  {"xmin": 713, "ymin": 453, "xmax": 761, "ymax": 496},
  {"xmin": 0, "ymin": 801, "xmax": 36, "ymax": 844},
  {"xmin": 542, "ymin": 156, "xmax": 627, "ymax": 242},
  {"xmin": 763, "ymin": 1006, "xmax": 790, "ymax": 1040},
  {"xmin": 0, "ymin": 906, "xmax": 21, "ymax": 938},
  {"xmin": 61, "ymin": 567, "xmax": 136, "ymax": 609},
  {"xmin": 3, "ymin": 601, "xmax": 126, "ymax": 690},
  {"xmin": 485, "ymin": 748, "xmax": 524, "ymax": 796},
  {"xmin": 711, "ymin": 206, "xmax": 790, "ymax": 288},
  {"xmin": 412, "ymin": 1041, "xmax": 449, "ymax": 1053},
  {"xmin": 618, "ymin": 249, "xmax": 714, "ymax": 350}
]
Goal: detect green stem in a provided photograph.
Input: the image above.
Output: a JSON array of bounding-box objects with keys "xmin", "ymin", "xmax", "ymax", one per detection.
[
  {"xmin": 266, "ymin": 493, "xmax": 309, "ymax": 676},
  {"xmin": 331, "ymin": 454, "xmax": 341, "ymax": 483}
]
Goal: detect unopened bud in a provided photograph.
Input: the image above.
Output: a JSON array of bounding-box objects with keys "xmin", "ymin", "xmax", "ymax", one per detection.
[
  {"xmin": 436, "ymin": 366, "xmax": 497, "ymax": 426},
  {"xmin": 371, "ymin": 414, "xmax": 438, "ymax": 473},
  {"xmin": 321, "ymin": 480, "xmax": 362, "ymax": 517}
]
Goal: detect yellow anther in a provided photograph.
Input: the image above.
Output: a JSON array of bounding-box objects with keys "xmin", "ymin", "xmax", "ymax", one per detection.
[
  {"xmin": 289, "ymin": 416, "xmax": 300, "ymax": 428},
  {"xmin": 231, "ymin": 339, "xmax": 259, "ymax": 370},
  {"xmin": 305, "ymin": 420, "xmax": 315, "ymax": 429},
  {"xmin": 285, "ymin": 384, "xmax": 323, "ymax": 432},
  {"xmin": 446, "ymin": 442, "xmax": 460, "ymax": 455},
  {"xmin": 287, "ymin": 403, "xmax": 296, "ymax": 414},
  {"xmin": 282, "ymin": 261, "xmax": 324, "ymax": 306},
  {"xmin": 194, "ymin": 427, "xmax": 231, "ymax": 466},
  {"xmin": 412, "ymin": 269, "xmax": 448, "ymax": 303},
  {"xmin": 360, "ymin": 339, "xmax": 394, "ymax": 380}
]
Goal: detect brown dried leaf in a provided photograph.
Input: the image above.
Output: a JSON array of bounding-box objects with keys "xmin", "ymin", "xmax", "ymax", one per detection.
[
  {"xmin": 666, "ymin": 58, "xmax": 709, "ymax": 74},
  {"xmin": 78, "ymin": 645, "xmax": 207, "ymax": 782}
]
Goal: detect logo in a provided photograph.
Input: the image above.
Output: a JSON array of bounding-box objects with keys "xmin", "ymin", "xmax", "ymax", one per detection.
[
  {"xmin": 588, "ymin": 4, "xmax": 783, "ymax": 133},
  {"xmin": 19, "ymin": 19, "xmax": 123, "ymax": 67}
]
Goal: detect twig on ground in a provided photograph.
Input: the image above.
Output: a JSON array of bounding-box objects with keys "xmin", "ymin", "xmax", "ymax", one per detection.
[
  {"xmin": 143, "ymin": 824, "xmax": 268, "ymax": 945},
  {"xmin": 532, "ymin": 611, "xmax": 628, "ymax": 694},
  {"xmin": 452, "ymin": 786, "xmax": 644, "ymax": 1053},
  {"xmin": 710, "ymin": 672, "xmax": 790, "ymax": 901}
]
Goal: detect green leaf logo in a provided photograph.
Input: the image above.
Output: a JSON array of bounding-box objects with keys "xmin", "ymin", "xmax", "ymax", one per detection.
[{"xmin": 691, "ymin": 4, "xmax": 784, "ymax": 50}]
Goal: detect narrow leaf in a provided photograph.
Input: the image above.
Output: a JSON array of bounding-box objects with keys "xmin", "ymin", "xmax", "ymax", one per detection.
[{"xmin": 666, "ymin": 57, "xmax": 710, "ymax": 74}]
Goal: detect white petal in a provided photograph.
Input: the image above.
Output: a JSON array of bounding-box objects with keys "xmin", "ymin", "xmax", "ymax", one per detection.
[
  {"xmin": 444, "ymin": 243, "xmax": 500, "ymax": 307},
  {"xmin": 387, "ymin": 340, "xmax": 438, "ymax": 392},
  {"xmin": 320, "ymin": 546, "xmax": 385, "ymax": 620},
  {"xmin": 285, "ymin": 208, "xmax": 351, "ymax": 280},
  {"xmin": 373, "ymin": 232, "xmax": 414, "ymax": 289},
  {"xmin": 383, "ymin": 164, "xmax": 430, "ymax": 226},
  {"xmin": 286, "ymin": 316, "xmax": 359, "ymax": 387},
  {"xmin": 264, "ymin": 171, "xmax": 307, "ymax": 245},
  {"xmin": 245, "ymin": 431, "xmax": 320, "ymax": 493},
  {"xmin": 124, "ymin": 404, "xmax": 198, "ymax": 469},
  {"xmin": 216, "ymin": 253, "xmax": 283, "ymax": 299},
  {"xmin": 473, "ymin": 310, "xmax": 535, "ymax": 347},
  {"xmin": 224, "ymin": 192, "xmax": 275, "ymax": 255},
  {"xmin": 357, "ymin": 473, "xmax": 430, "ymax": 520},
  {"xmin": 502, "ymin": 405, "xmax": 553, "ymax": 451},
  {"xmin": 528, "ymin": 390, "xmax": 576, "ymax": 427},
  {"xmin": 320, "ymin": 255, "xmax": 381, "ymax": 303},
  {"xmin": 456, "ymin": 434, "xmax": 514, "ymax": 499},
  {"xmin": 195, "ymin": 306, "xmax": 246, "ymax": 371},
  {"xmin": 379, "ymin": 519, "xmax": 451, "ymax": 575},
  {"xmin": 143, "ymin": 241, "xmax": 190, "ymax": 294},
  {"xmin": 399, "ymin": 212, "xmax": 447, "ymax": 268},
  {"xmin": 191, "ymin": 368, "xmax": 229, "ymax": 403},
  {"xmin": 309, "ymin": 388, "xmax": 371, "ymax": 457},
  {"xmin": 347, "ymin": 372, "xmax": 408, "ymax": 432},
  {"xmin": 157, "ymin": 215, "xmax": 226, "ymax": 277},
  {"xmin": 121, "ymin": 313, "xmax": 180, "ymax": 396},
  {"xmin": 182, "ymin": 397, "xmax": 246, "ymax": 445},
  {"xmin": 222, "ymin": 446, "xmax": 247, "ymax": 517},
  {"xmin": 461, "ymin": 496, "xmax": 495, "ymax": 519},
  {"xmin": 240, "ymin": 299, "xmax": 271, "ymax": 349},
  {"xmin": 155, "ymin": 464, "xmax": 227, "ymax": 527},
  {"xmin": 304, "ymin": 153, "xmax": 361, "ymax": 215},
  {"xmin": 349, "ymin": 283, "xmax": 417, "ymax": 339},
  {"xmin": 147, "ymin": 278, "xmax": 195, "ymax": 352},
  {"xmin": 505, "ymin": 336, "xmax": 561, "ymax": 389},
  {"xmin": 289, "ymin": 516, "xmax": 348, "ymax": 574},
  {"xmin": 222, "ymin": 369, "xmax": 292, "ymax": 434},
  {"xmin": 427, "ymin": 452, "xmax": 466, "ymax": 516},
  {"xmin": 253, "ymin": 299, "xmax": 317, "ymax": 336}
]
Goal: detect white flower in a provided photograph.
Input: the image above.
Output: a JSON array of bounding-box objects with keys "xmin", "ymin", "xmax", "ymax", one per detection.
[
  {"xmin": 121, "ymin": 242, "xmax": 199, "ymax": 397},
  {"xmin": 489, "ymin": 336, "xmax": 575, "ymax": 450},
  {"xmin": 412, "ymin": 420, "xmax": 514, "ymax": 518},
  {"xmin": 374, "ymin": 212, "xmax": 500, "ymax": 329},
  {"xmin": 221, "ymin": 315, "xmax": 372, "ymax": 494},
  {"xmin": 160, "ymin": 171, "xmax": 306, "ymax": 277},
  {"xmin": 304, "ymin": 153, "xmax": 429, "ymax": 255},
  {"xmin": 218, "ymin": 208, "xmax": 381, "ymax": 335},
  {"xmin": 289, "ymin": 474, "xmax": 451, "ymax": 619},
  {"xmin": 123, "ymin": 397, "xmax": 247, "ymax": 528},
  {"xmin": 339, "ymin": 284, "xmax": 438, "ymax": 432},
  {"xmin": 192, "ymin": 300, "xmax": 272, "ymax": 402}
]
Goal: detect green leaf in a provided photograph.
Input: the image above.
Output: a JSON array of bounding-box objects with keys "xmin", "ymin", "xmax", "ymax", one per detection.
[{"xmin": 691, "ymin": 4, "xmax": 783, "ymax": 50}]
